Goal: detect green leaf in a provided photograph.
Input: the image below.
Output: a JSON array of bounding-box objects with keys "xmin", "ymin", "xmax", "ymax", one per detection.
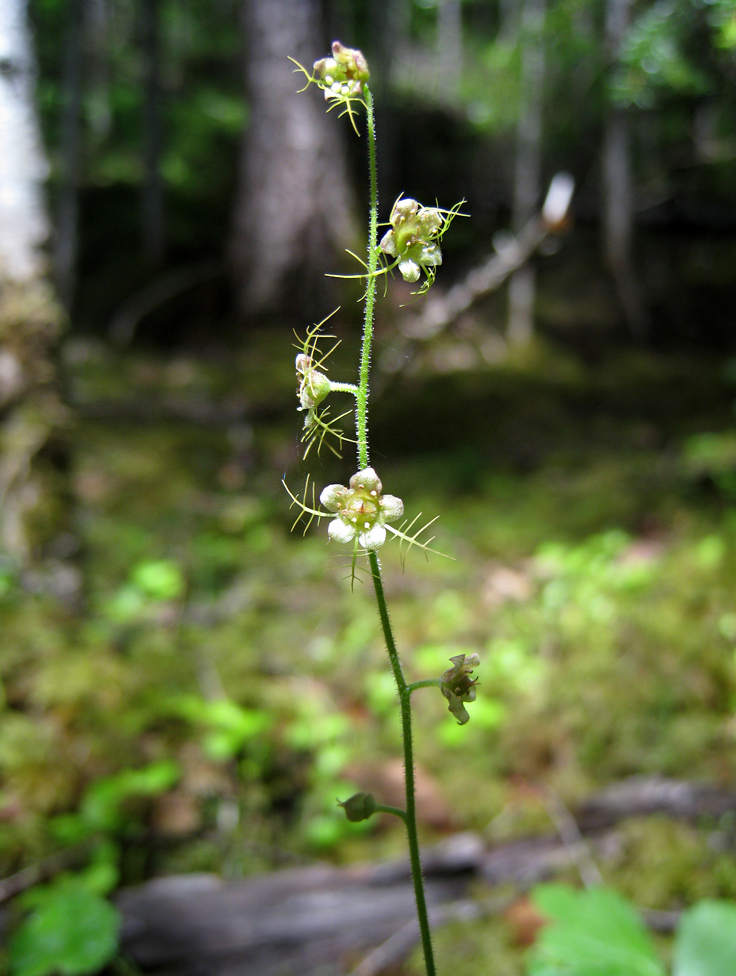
[
  {"xmin": 10, "ymin": 879, "xmax": 120, "ymax": 976},
  {"xmin": 528, "ymin": 885, "xmax": 665, "ymax": 976},
  {"xmin": 130, "ymin": 559, "xmax": 185, "ymax": 600},
  {"xmin": 79, "ymin": 760, "xmax": 180, "ymax": 832},
  {"xmin": 673, "ymin": 900, "xmax": 736, "ymax": 976}
]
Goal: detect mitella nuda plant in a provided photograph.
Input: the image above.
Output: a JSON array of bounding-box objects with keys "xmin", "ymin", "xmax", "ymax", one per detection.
[{"xmin": 285, "ymin": 41, "xmax": 475, "ymax": 976}]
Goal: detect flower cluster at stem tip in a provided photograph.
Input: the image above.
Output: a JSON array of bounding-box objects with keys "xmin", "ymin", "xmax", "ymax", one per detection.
[
  {"xmin": 313, "ymin": 41, "xmax": 369, "ymax": 100},
  {"xmin": 380, "ymin": 197, "xmax": 444, "ymax": 284},
  {"xmin": 320, "ymin": 467, "xmax": 404, "ymax": 551}
]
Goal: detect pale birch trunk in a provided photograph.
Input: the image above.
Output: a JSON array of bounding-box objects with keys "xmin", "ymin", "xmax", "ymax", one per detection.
[
  {"xmin": 0, "ymin": 0, "xmax": 69, "ymax": 568},
  {"xmin": 55, "ymin": 0, "xmax": 84, "ymax": 309}
]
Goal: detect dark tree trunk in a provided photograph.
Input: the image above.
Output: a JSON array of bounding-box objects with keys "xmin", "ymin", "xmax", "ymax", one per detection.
[
  {"xmin": 229, "ymin": 0, "xmax": 358, "ymax": 320},
  {"xmin": 365, "ymin": 0, "xmax": 409, "ymax": 202},
  {"xmin": 141, "ymin": 0, "xmax": 164, "ymax": 267},
  {"xmin": 602, "ymin": 0, "xmax": 648, "ymax": 340},
  {"xmin": 0, "ymin": 0, "xmax": 70, "ymax": 572},
  {"xmin": 436, "ymin": 0, "xmax": 462, "ymax": 102}
]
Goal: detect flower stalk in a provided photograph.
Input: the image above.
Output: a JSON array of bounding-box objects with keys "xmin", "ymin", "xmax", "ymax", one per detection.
[{"xmin": 287, "ymin": 42, "xmax": 473, "ymax": 976}]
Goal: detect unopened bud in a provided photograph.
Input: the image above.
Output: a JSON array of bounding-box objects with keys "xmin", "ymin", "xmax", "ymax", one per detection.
[
  {"xmin": 338, "ymin": 792, "xmax": 377, "ymax": 822},
  {"xmin": 295, "ymin": 354, "xmax": 312, "ymax": 374},
  {"xmin": 299, "ymin": 368, "xmax": 330, "ymax": 409}
]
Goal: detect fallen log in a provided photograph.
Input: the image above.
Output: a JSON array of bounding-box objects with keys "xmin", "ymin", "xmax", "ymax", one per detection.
[{"xmin": 116, "ymin": 776, "xmax": 736, "ymax": 976}]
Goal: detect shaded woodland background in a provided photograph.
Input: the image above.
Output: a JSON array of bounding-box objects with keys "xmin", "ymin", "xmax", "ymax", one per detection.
[{"xmin": 3, "ymin": 0, "xmax": 736, "ymax": 973}]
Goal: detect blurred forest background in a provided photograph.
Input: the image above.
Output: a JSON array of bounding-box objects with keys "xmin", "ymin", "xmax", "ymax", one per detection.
[{"xmin": 3, "ymin": 0, "xmax": 736, "ymax": 972}]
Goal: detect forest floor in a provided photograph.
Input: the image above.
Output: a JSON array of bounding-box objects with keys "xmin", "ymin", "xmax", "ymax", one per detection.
[{"xmin": 2, "ymin": 329, "xmax": 736, "ymax": 973}]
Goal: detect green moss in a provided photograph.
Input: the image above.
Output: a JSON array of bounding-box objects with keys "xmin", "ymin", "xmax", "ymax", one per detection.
[
  {"xmin": 604, "ymin": 817, "xmax": 736, "ymax": 908},
  {"xmin": 4, "ymin": 342, "xmax": 736, "ymax": 904},
  {"xmin": 410, "ymin": 906, "xmax": 524, "ymax": 976}
]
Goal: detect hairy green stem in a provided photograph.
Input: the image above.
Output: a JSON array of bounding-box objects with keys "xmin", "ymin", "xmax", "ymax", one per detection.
[
  {"xmin": 407, "ymin": 678, "xmax": 442, "ymax": 695},
  {"xmin": 353, "ymin": 82, "xmax": 436, "ymax": 976},
  {"xmin": 369, "ymin": 552, "xmax": 436, "ymax": 976},
  {"xmin": 356, "ymin": 86, "xmax": 379, "ymax": 471},
  {"xmin": 375, "ymin": 803, "xmax": 407, "ymax": 821},
  {"xmin": 329, "ymin": 381, "xmax": 358, "ymax": 395}
]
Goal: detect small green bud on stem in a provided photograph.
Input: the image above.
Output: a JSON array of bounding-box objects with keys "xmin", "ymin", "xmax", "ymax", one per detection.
[{"xmin": 338, "ymin": 792, "xmax": 377, "ymax": 822}]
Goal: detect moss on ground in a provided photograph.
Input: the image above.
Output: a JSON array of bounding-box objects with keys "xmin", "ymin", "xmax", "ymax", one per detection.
[{"xmin": 2, "ymin": 337, "xmax": 736, "ymax": 969}]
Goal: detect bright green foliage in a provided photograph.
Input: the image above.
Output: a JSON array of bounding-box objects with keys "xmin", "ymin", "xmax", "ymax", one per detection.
[
  {"xmin": 78, "ymin": 760, "xmax": 181, "ymax": 834},
  {"xmin": 102, "ymin": 558, "xmax": 185, "ymax": 622},
  {"xmin": 528, "ymin": 884, "xmax": 665, "ymax": 976},
  {"xmin": 528, "ymin": 886, "xmax": 736, "ymax": 976},
  {"xmin": 9, "ymin": 877, "xmax": 121, "ymax": 976},
  {"xmin": 704, "ymin": 0, "xmax": 736, "ymax": 49},
  {"xmin": 612, "ymin": 1, "xmax": 710, "ymax": 109},
  {"xmin": 171, "ymin": 695, "xmax": 271, "ymax": 762},
  {"xmin": 673, "ymin": 900, "xmax": 736, "ymax": 976}
]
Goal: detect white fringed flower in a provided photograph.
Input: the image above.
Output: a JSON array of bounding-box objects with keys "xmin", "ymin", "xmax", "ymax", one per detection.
[
  {"xmin": 320, "ymin": 467, "xmax": 404, "ymax": 550},
  {"xmin": 379, "ymin": 197, "xmax": 445, "ymax": 284}
]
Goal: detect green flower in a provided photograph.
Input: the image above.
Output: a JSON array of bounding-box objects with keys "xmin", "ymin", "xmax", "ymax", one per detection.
[
  {"xmin": 440, "ymin": 653, "xmax": 480, "ymax": 725},
  {"xmin": 320, "ymin": 467, "xmax": 404, "ymax": 550},
  {"xmin": 380, "ymin": 197, "xmax": 444, "ymax": 283}
]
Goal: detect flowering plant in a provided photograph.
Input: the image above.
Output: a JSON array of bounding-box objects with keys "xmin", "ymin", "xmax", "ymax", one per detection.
[{"xmin": 286, "ymin": 42, "xmax": 475, "ymax": 976}]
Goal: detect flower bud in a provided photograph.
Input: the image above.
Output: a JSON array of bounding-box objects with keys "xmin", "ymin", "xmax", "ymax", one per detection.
[
  {"xmin": 379, "ymin": 494, "xmax": 404, "ymax": 521},
  {"xmin": 295, "ymin": 354, "xmax": 312, "ymax": 374},
  {"xmin": 338, "ymin": 792, "xmax": 377, "ymax": 822},
  {"xmin": 331, "ymin": 41, "xmax": 369, "ymax": 82},
  {"xmin": 296, "ymin": 349, "xmax": 331, "ymax": 410},
  {"xmin": 349, "ymin": 466, "xmax": 382, "ymax": 494},
  {"xmin": 320, "ymin": 483, "xmax": 349, "ymax": 510}
]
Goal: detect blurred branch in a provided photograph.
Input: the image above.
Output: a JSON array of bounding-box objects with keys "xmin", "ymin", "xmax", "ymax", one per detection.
[
  {"xmin": 379, "ymin": 173, "xmax": 574, "ymax": 375},
  {"xmin": 348, "ymin": 895, "xmax": 513, "ymax": 976},
  {"xmin": 107, "ymin": 261, "xmax": 221, "ymax": 345},
  {"xmin": 0, "ymin": 844, "xmax": 88, "ymax": 905},
  {"xmin": 542, "ymin": 786, "xmax": 603, "ymax": 889}
]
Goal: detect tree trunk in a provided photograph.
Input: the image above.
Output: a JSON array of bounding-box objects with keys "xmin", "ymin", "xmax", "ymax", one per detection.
[
  {"xmin": 602, "ymin": 0, "xmax": 648, "ymax": 340},
  {"xmin": 507, "ymin": 0, "xmax": 546, "ymax": 347},
  {"xmin": 436, "ymin": 0, "xmax": 462, "ymax": 102},
  {"xmin": 141, "ymin": 0, "xmax": 165, "ymax": 267},
  {"xmin": 229, "ymin": 0, "xmax": 358, "ymax": 320},
  {"xmin": 0, "ymin": 0, "xmax": 70, "ymax": 571}
]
